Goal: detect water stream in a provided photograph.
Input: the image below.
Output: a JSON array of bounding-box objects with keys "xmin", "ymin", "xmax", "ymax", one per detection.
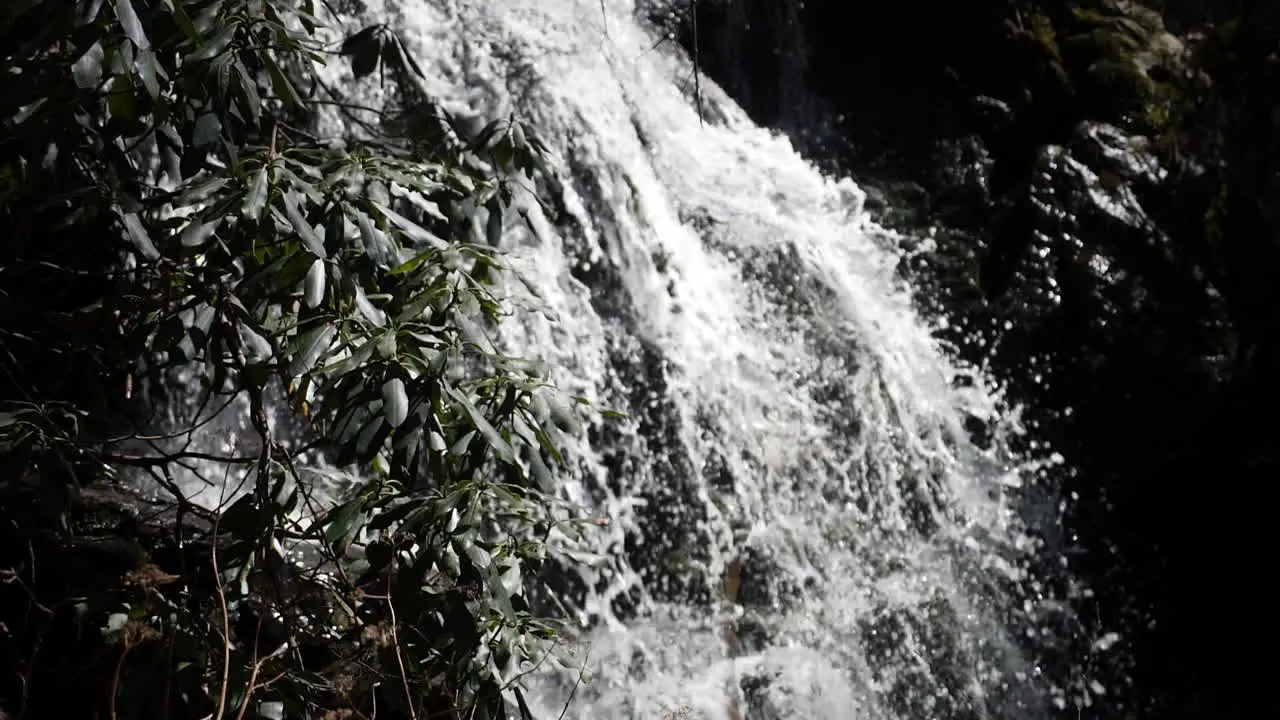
[{"xmin": 157, "ymin": 1, "xmax": 1092, "ymax": 717}]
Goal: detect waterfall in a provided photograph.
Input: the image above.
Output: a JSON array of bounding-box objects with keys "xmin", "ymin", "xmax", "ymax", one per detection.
[{"xmin": 150, "ymin": 0, "xmax": 1089, "ymax": 717}]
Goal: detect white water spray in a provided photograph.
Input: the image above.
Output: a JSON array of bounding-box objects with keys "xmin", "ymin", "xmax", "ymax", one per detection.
[{"xmin": 159, "ymin": 0, "xmax": 1083, "ymax": 717}]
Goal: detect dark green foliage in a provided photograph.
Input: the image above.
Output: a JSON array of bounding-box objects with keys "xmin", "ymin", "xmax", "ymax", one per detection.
[{"xmin": 0, "ymin": 1, "xmax": 594, "ymax": 718}]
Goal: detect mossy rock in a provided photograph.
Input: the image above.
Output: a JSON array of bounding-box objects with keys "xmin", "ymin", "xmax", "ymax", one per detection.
[
  {"xmin": 1050, "ymin": 1, "xmax": 1187, "ymax": 124},
  {"xmin": 1080, "ymin": 57, "xmax": 1159, "ymax": 112}
]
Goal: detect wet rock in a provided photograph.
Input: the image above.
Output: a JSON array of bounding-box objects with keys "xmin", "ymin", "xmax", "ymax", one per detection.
[{"xmin": 654, "ymin": 0, "xmax": 1276, "ymax": 716}]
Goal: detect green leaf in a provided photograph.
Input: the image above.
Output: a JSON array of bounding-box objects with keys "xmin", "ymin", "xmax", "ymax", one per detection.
[
  {"xmin": 513, "ymin": 688, "xmax": 535, "ymax": 720},
  {"xmin": 288, "ymin": 324, "xmax": 336, "ymax": 377},
  {"xmin": 371, "ymin": 202, "xmax": 447, "ymax": 249},
  {"xmin": 106, "ymin": 81, "xmax": 138, "ymax": 123},
  {"xmin": 444, "ymin": 590, "xmax": 481, "ymax": 646},
  {"xmin": 318, "ymin": 337, "xmax": 375, "ymax": 378},
  {"xmin": 114, "ymin": 0, "xmax": 150, "ymax": 49},
  {"xmin": 118, "ymin": 211, "xmax": 160, "ymax": 260},
  {"xmin": 303, "ymin": 258, "xmax": 326, "ymax": 308},
  {"xmin": 242, "ymin": 167, "xmax": 269, "ymax": 218},
  {"xmin": 234, "ymin": 62, "xmax": 261, "ymax": 124},
  {"xmin": 341, "ymin": 25, "xmax": 382, "ymax": 79},
  {"xmin": 260, "ymin": 251, "xmax": 316, "ymax": 295},
  {"xmin": 365, "ymin": 540, "xmax": 393, "ymax": 572},
  {"xmin": 445, "ymin": 384, "xmax": 515, "ymax": 463},
  {"xmin": 11, "ymin": 98, "xmax": 47, "ymax": 125},
  {"xmin": 353, "ymin": 207, "xmax": 393, "ymax": 263},
  {"xmin": 340, "ymin": 25, "xmax": 379, "ymax": 56},
  {"xmin": 488, "ymin": 559, "xmax": 520, "ymax": 616},
  {"xmin": 388, "ymin": 248, "xmax": 432, "ymax": 276},
  {"xmin": 395, "ymin": 285, "xmax": 446, "ymax": 325},
  {"xmin": 449, "ymin": 431, "xmax": 476, "ymax": 458},
  {"xmin": 485, "ymin": 197, "xmax": 503, "ymax": 246},
  {"xmin": 239, "ymin": 322, "xmax": 273, "ymax": 362},
  {"xmin": 282, "ymin": 190, "xmax": 327, "ymax": 257},
  {"xmin": 367, "ymin": 498, "xmax": 422, "ymax": 532},
  {"xmin": 72, "ymin": 41, "xmax": 106, "ymax": 89},
  {"xmin": 220, "ymin": 492, "xmax": 267, "ymax": 538},
  {"xmin": 325, "ymin": 206, "xmax": 346, "ymax": 249},
  {"xmin": 161, "ymin": 0, "xmax": 197, "ymax": 38},
  {"xmin": 355, "ymin": 413, "xmax": 392, "ymax": 463},
  {"xmin": 213, "ymin": 53, "xmax": 233, "ymax": 98},
  {"xmin": 188, "ymin": 23, "xmax": 236, "ymax": 63},
  {"xmin": 77, "ymin": 0, "xmax": 107, "ymax": 25},
  {"xmin": 135, "ymin": 47, "xmax": 160, "ymax": 98},
  {"xmin": 333, "ymin": 401, "xmax": 371, "ymax": 450},
  {"xmin": 179, "ymin": 217, "xmax": 220, "ymax": 248},
  {"xmin": 528, "ymin": 450, "xmax": 555, "ymax": 492},
  {"xmin": 324, "ymin": 498, "xmax": 366, "ymax": 555},
  {"xmin": 276, "ymin": 165, "xmax": 322, "ymax": 203},
  {"xmin": 264, "ymin": 57, "xmax": 303, "ymax": 112},
  {"xmin": 382, "ymin": 378, "xmax": 408, "ymax": 427},
  {"xmin": 178, "ymin": 176, "xmax": 229, "ymax": 204},
  {"xmin": 193, "ymin": 111, "xmax": 221, "ymax": 146},
  {"xmin": 391, "ymin": 33, "xmax": 426, "ymax": 79},
  {"xmin": 376, "ymin": 331, "xmax": 396, "ymax": 359}
]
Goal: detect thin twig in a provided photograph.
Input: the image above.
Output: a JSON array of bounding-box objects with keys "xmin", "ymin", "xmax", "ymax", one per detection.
[
  {"xmin": 4, "ymin": 534, "xmax": 53, "ymax": 720},
  {"xmin": 690, "ymin": 0, "xmax": 704, "ymax": 125},
  {"xmin": 385, "ymin": 575, "xmax": 419, "ymax": 720},
  {"xmin": 109, "ymin": 641, "xmax": 132, "ymax": 720},
  {"xmin": 233, "ymin": 613, "xmax": 267, "ymax": 720},
  {"xmin": 102, "ymin": 450, "xmax": 258, "ymax": 466},
  {"xmin": 556, "ymin": 648, "xmax": 589, "ymax": 720},
  {"xmin": 212, "ymin": 474, "xmax": 233, "ymax": 720}
]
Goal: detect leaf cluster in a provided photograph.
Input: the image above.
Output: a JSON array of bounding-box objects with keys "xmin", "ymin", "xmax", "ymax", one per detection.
[{"xmin": 0, "ymin": 1, "xmax": 597, "ymax": 718}]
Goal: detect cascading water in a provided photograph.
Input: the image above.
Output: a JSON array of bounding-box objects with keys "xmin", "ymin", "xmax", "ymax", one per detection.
[{"xmin": 150, "ymin": 0, "xmax": 1096, "ymax": 717}]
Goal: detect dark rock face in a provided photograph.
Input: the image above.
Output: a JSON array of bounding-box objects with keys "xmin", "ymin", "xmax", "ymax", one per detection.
[{"xmin": 654, "ymin": 0, "xmax": 1278, "ymax": 717}]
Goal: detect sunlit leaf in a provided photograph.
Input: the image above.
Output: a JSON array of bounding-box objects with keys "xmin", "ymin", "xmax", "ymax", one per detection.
[
  {"xmin": 242, "ymin": 167, "xmax": 269, "ymax": 218},
  {"xmin": 118, "ymin": 210, "xmax": 159, "ymax": 260},
  {"xmin": 234, "ymin": 62, "xmax": 261, "ymax": 124},
  {"xmin": 382, "ymin": 378, "xmax": 408, "ymax": 427},
  {"xmin": 76, "ymin": 0, "xmax": 107, "ymax": 25},
  {"xmin": 0, "ymin": 4, "xmax": 608, "ymax": 711},
  {"xmin": 162, "ymin": 0, "xmax": 197, "ymax": 37},
  {"xmin": 324, "ymin": 498, "xmax": 367, "ymax": 555},
  {"xmin": 265, "ymin": 57, "xmax": 303, "ymax": 112},
  {"xmin": 319, "ymin": 338, "xmax": 376, "ymax": 378},
  {"xmin": 445, "ymin": 383, "xmax": 515, "ymax": 463},
  {"xmin": 135, "ymin": 47, "xmax": 160, "ymax": 98},
  {"xmin": 114, "ymin": 0, "xmax": 150, "ymax": 49},
  {"xmin": 179, "ymin": 218, "xmax": 220, "ymax": 248},
  {"xmin": 388, "ymin": 248, "xmax": 432, "ymax": 276},
  {"xmin": 12, "ymin": 98, "xmax": 47, "ymax": 125},
  {"xmin": 72, "ymin": 41, "xmax": 106, "ymax": 89},
  {"xmin": 282, "ymin": 190, "xmax": 327, "ymax": 257},
  {"xmin": 288, "ymin": 324, "xmax": 336, "ymax": 377},
  {"xmin": 303, "ymin": 258, "xmax": 326, "ymax": 308},
  {"xmin": 372, "ymin": 201, "xmax": 448, "ymax": 249},
  {"xmin": 188, "ymin": 23, "xmax": 236, "ymax": 62}
]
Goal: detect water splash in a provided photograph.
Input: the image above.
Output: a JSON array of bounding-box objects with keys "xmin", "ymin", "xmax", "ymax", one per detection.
[{"xmin": 147, "ymin": 0, "xmax": 1082, "ymax": 717}]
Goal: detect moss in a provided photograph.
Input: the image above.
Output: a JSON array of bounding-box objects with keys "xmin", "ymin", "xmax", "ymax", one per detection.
[
  {"xmin": 1027, "ymin": 11, "xmax": 1063, "ymax": 55},
  {"xmin": 1001, "ymin": 9, "xmax": 1074, "ymax": 109},
  {"xmin": 1082, "ymin": 57, "xmax": 1158, "ymax": 111},
  {"xmin": 1022, "ymin": 0, "xmax": 1190, "ymax": 129}
]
